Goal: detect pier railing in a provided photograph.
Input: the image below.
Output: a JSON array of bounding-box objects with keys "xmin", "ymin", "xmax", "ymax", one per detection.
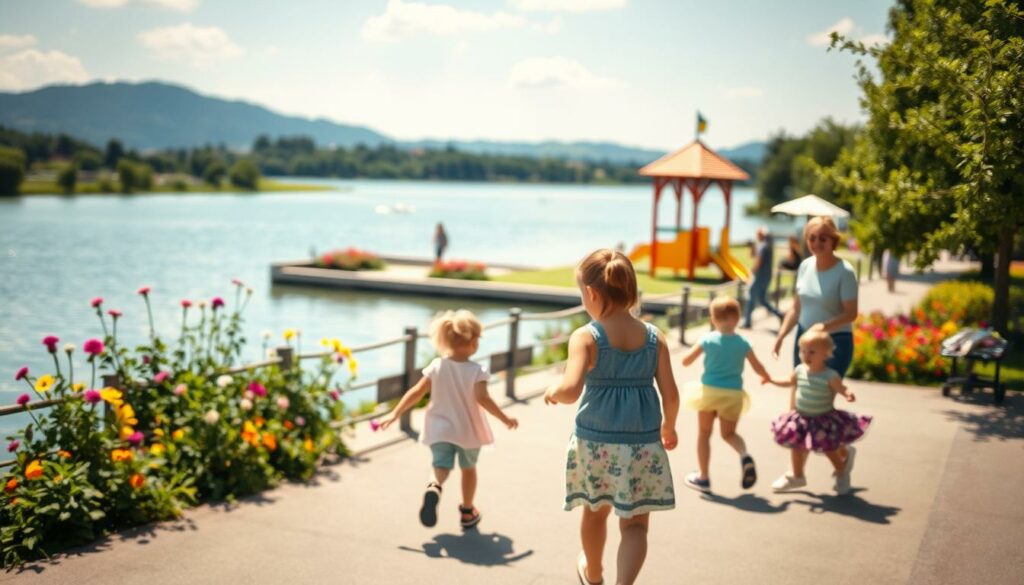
[{"xmin": 1, "ymin": 257, "xmax": 865, "ymax": 464}]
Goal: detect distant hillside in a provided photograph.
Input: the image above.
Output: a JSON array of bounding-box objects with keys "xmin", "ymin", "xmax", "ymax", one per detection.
[
  {"xmin": 717, "ymin": 141, "xmax": 767, "ymax": 163},
  {"xmin": 0, "ymin": 81, "xmax": 391, "ymax": 151}
]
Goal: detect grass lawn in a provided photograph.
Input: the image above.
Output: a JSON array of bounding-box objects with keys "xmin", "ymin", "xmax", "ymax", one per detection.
[
  {"xmin": 971, "ymin": 342, "xmax": 1024, "ymax": 391},
  {"xmin": 18, "ymin": 178, "xmax": 335, "ymax": 195}
]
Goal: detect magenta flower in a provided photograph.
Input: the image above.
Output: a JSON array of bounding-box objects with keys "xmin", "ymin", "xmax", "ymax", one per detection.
[
  {"xmin": 370, "ymin": 419, "xmax": 381, "ymax": 432},
  {"xmin": 15, "ymin": 394, "xmax": 30, "ymax": 406},
  {"xmin": 211, "ymin": 297, "xmax": 225, "ymax": 309},
  {"xmin": 872, "ymin": 329, "xmax": 884, "ymax": 341},
  {"xmin": 84, "ymin": 389, "xmax": 101, "ymax": 404},
  {"xmin": 15, "ymin": 366, "xmax": 29, "ymax": 381},
  {"xmin": 137, "ymin": 285, "xmax": 151, "ymax": 296},
  {"xmin": 142, "ymin": 355, "xmax": 150, "ymax": 365},
  {"xmin": 6, "ymin": 440, "xmax": 19, "ymax": 452},
  {"xmin": 154, "ymin": 371, "xmax": 170, "ymax": 384},
  {"xmin": 108, "ymin": 309, "xmax": 123, "ymax": 318},
  {"xmin": 83, "ymin": 338, "xmax": 105, "ymax": 355},
  {"xmin": 181, "ymin": 299, "xmax": 192, "ymax": 309},
  {"xmin": 42, "ymin": 335, "xmax": 59, "ymax": 353},
  {"xmin": 248, "ymin": 382, "xmax": 267, "ymax": 397},
  {"xmin": 91, "ymin": 297, "xmax": 103, "ymax": 308},
  {"xmin": 329, "ymin": 389, "xmax": 340, "ymax": 401},
  {"xmin": 127, "ymin": 431, "xmax": 144, "ymax": 446}
]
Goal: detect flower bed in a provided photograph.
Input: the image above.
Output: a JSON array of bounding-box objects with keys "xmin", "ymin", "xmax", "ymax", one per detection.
[
  {"xmin": 1, "ymin": 281, "xmax": 354, "ymax": 566},
  {"xmin": 849, "ymin": 312, "xmax": 957, "ymax": 385},
  {"xmin": 315, "ymin": 248, "xmax": 384, "ymax": 271},
  {"xmin": 429, "ymin": 260, "xmax": 488, "ymax": 280}
]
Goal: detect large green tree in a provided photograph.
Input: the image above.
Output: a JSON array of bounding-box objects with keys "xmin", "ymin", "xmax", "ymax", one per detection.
[{"xmin": 824, "ymin": 0, "xmax": 1023, "ymax": 333}]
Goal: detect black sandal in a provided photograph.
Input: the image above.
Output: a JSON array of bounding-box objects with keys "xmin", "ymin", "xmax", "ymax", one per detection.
[
  {"xmin": 741, "ymin": 455, "xmax": 757, "ymax": 489},
  {"xmin": 419, "ymin": 482, "xmax": 442, "ymax": 527},
  {"xmin": 458, "ymin": 505, "xmax": 481, "ymax": 529}
]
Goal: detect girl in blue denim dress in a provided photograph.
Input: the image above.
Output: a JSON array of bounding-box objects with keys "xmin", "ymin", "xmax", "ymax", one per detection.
[{"xmin": 545, "ymin": 249, "xmax": 679, "ymax": 585}]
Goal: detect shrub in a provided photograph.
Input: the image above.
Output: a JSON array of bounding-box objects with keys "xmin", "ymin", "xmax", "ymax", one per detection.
[
  {"xmin": 57, "ymin": 164, "xmax": 77, "ymax": 195},
  {"xmin": 229, "ymin": 158, "xmax": 261, "ymax": 191},
  {"xmin": 430, "ymin": 260, "xmax": 488, "ymax": 280},
  {"xmin": 316, "ymin": 248, "xmax": 385, "ymax": 271},
  {"xmin": 0, "ymin": 147, "xmax": 26, "ymax": 195},
  {"xmin": 917, "ymin": 281, "xmax": 994, "ymax": 326}
]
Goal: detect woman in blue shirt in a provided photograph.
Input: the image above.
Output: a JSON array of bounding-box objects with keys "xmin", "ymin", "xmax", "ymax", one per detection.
[{"xmin": 772, "ymin": 217, "xmax": 859, "ymax": 377}]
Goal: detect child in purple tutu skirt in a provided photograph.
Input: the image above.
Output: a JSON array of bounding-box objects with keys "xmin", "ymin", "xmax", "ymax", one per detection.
[{"xmin": 767, "ymin": 330, "xmax": 871, "ymax": 495}]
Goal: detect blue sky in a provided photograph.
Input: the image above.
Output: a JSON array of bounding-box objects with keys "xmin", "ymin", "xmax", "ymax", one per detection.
[{"xmin": 0, "ymin": 0, "xmax": 892, "ymax": 150}]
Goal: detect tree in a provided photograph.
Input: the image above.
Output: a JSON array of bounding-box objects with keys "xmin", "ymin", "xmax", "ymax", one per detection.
[
  {"xmin": 229, "ymin": 158, "xmax": 261, "ymax": 190},
  {"xmin": 57, "ymin": 163, "xmax": 77, "ymax": 195},
  {"xmin": 203, "ymin": 159, "xmax": 227, "ymax": 188},
  {"xmin": 116, "ymin": 160, "xmax": 152, "ymax": 193},
  {"xmin": 823, "ymin": 0, "xmax": 1024, "ymax": 334},
  {"xmin": 75, "ymin": 150, "xmax": 103, "ymax": 171},
  {"xmin": 104, "ymin": 139, "xmax": 124, "ymax": 169},
  {"xmin": 0, "ymin": 147, "xmax": 26, "ymax": 195}
]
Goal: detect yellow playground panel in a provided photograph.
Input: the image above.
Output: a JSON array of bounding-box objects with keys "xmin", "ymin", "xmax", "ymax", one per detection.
[{"xmin": 629, "ymin": 226, "xmax": 750, "ymax": 282}]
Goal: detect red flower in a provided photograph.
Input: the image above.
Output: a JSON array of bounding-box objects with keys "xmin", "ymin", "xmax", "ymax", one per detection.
[
  {"xmin": 137, "ymin": 286, "xmax": 151, "ymax": 296},
  {"xmin": 211, "ymin": 297, "xmax": 225, "ymax": 309},
  {"xmin": 107, "ymin": 309, "xmax": 123, "ymax": 318},
  {"xmin": 91, "ymin": 297, "xmax": 103, "ymax": 308},
  {"xmin": 181, "ymin": 299, "xmax": 193, "ymax": 308},
  {"xmin": 15, "ymin": 394, "xmax": 29, "ymax": 406},
  {"xmin": 42, "ymin": 335, "xmax": 59, "ymax": 353}
]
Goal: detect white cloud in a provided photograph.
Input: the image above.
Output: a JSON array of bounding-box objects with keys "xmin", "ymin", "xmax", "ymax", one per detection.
[
  {"xmin": 78, "ymin": 0, "xmax": 197, "ymax": 11},
  {"xmin": 724, "ymin": 86, "xmax": 764, "ymax": 98},
  {"xmin": 0, "ymin": 34, "xmax": 37, "ymax": 51},
  {"xmin": 508, "ymin": 0, "xmax": 627, "ymax": 13},
  {"xmin": 858, "ymin": 33, "xmax": 888, "ymax": 46},
  {"xmin": 807, "ymin": 17, "xmax": 854, "ymax": 47},
  {"xmin": 508, "ymin": 56, "xmax": 617, "ymax": 89},
  {"xmin": 137, "ymin": 23, "xmax": 243, "ymax": 66},
  {"xmin": 362, "ymin": 0, "xmax": 527, "ymax": 43},
  {"xmin": 0, "ymin": 49, "xmax": 90, "ymax": 91}
]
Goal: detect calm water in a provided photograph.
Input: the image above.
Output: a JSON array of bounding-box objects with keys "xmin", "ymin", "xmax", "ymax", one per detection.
[{"xmin": 0, "ymin": 178, "xmax": 794, "ymax": 434}]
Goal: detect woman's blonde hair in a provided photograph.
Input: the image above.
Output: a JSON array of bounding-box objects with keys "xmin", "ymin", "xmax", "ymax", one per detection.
[
  {"xmin": 804, "ymin": 216, "xmax": 842, "ymax": 251},
  {"xmin": 798, "ymin": 330, "xmax": 834, "ymax": 357},
  {"xmin": 576, "ymin": 249, "xmax": 639, "ymax": 316},
  {"xmin": 429, "ymin": 309, "xmax": 482, "ymax": 356}
]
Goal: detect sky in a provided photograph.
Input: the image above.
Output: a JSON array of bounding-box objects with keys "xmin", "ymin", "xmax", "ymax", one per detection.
[{"xmin": 0, "ymin": 0, "xmax": 893, "ymax": 150}]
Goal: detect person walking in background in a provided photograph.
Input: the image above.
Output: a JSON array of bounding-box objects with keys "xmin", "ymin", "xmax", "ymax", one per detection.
[
  {"xmin": 742, "ymin": 227, "xmax": 784, "ymax": 328},
  {"xmin": 680, "ymin": 296, "xmax": 774, "ymax": 494},
  {"xmin": 779, "ymin": 235, "xmax": 804, "ymax": 271},
  {"xmin": 434, "ymin": 223, "xmax": 449, "ymax": 262},
  {"xmin": 882, "ymin": 249, "xmax": 900, "ymax": 293},
  {"xmin": 544, "ymin": 249, "xmax": 678, "ymax": 585},
  {"xmin": 380, "ymin": 309, "xmax": 518, "ymax": 529}
]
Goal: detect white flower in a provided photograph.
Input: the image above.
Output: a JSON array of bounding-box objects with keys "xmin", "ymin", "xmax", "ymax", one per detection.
[
  {"xmin": 173, "ymin": 383, "xmax": 187, "ymax": 396},
  {"xmin": 135, "ymin": 378, "xmax": 149, "ymax": 388},
  {"xmin": 261, "ymin": 329, "xmax": 272, "ymax": 340},
  {"xmin": 198, "ymin": 300, "xmax": 208, "ymax": 308},
  {"xmin": 266, "ymin": 348, "xmax": 278, "ymax": 359},
  {"xmin": 63, "ymin": 343, "xmax": 76, "ymax": 353},
  {"xmin": 239, "ymin": 398, "xmax": 253, "ymax": 411},
  {"xmin": 243, "ymin": 390, "xmax": 254, "ymax": 400},
  {"xmin": 216, "ymin": 375, "xmax": 233, "ymax": 388},
  {"xmin": 204, "ymin": 409, "xmax": 220, "ymax": 424},
  {"xmin": 276, "ymin": 396, "xmax": 290, "ymax": 410}
]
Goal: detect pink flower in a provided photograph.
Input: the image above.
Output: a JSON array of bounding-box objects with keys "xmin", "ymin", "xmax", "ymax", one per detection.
[
  {"xmin": 173, "ymin": 384, "xmax": 187, "ymax": 396},
  {"xmin": 15, "ymin": 366, "xmax": 29, "ymax": 381},
  {"xmin": 127, "ymin": 431, "xmax": 144, "ymax": 446},
  {"xmin": 211, "ymin": 297, "xmax": 225, "ymax": 309},
  {"xmin": 84, "ymin": 389, "xmax": 101, "ymax": 404},
  {"xmin": 91, "ymin": 297, "xmax": 104, "ymax": 308},
  {"xmin": 276, "ymin": 396, "xmax": 290, "ymax": 410},
  {"xmin": 181, "ymin": 299, "xmax": 192, "ymax": 309},
  {"xmin": 231, "ymin": 278, "xmax": 244, "ymax": 287},
  {"xmin": 7, "ymin": 440, "xmax": 19, "ymax": 452},
  {"xmin": 42, "ymin": 335, "xmax": 59, "ymax": 353},
  {"xmin": 295, "ymin": 416, "xmax": 305, "ymax": 426},
  {"xmin": 370, "ymin": 419, "xmax": 381, "ymax": 432},
  {"xmin": 107, "ymin": 309, "xmax": 123, "ymax": 319},
  {"xmin": 15, "ymin": 394, "xmax": 30, "ymax": 406},
  {"xmin": 872, "ymin": 329, "xmax": 884, "ymax": 341},
  {"xmin": 83, "ymin": 338, "xmax": 105, "ymax": 355},
  {"xmin": 329, "ymin": 389, "xmax": 340, "ymax": 401},
  {"xmin": 137, "ymin": 286, "xmax": 151, "ymax": 296},
  {"xmin": 142, "ymin": 355, "xmax": 150, "ymax": 365},
  {"xmin": 248, "ymin": 382, "xmax": 267, "ymax": 397},
  {"xmin": 154, "ymin": 371, "xmax": 170, "ymax": 384}
]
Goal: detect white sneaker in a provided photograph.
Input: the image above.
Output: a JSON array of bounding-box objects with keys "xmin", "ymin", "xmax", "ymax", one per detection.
[
  {"xmin": 844, "ymin": 445, "xmax": 857, "ymax": 476},
  {"xmin": 834, "ymin": 470, "xmax": 851, "ymax": 495},
  {"xmin": 771, "ymin": 474, "xmax": 807, "ymax": 492}
]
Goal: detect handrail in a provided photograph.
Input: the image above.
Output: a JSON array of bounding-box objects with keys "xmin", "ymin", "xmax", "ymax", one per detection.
[{"xmin": 520, "ymin": 304, "xmax": 587, "ymax": 322}]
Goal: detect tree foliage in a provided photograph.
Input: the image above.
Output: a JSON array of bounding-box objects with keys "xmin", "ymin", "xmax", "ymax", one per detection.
[
  {"xmin": 229, "ymin": 158, "xmax": 261, "ymax": 190},
  {"xmin": 0, "ymin": 146, "xmax": 26, "ymax": 195}
]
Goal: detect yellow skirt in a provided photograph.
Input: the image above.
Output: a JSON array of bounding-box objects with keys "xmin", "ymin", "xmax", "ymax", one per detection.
[{"xmin": 683, "ymin": 381, "xmax": 750, "ymax": 421}]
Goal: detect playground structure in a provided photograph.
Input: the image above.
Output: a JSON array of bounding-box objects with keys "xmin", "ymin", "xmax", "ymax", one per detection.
[{"xmin": 632, "ymin": 140, "xmax": 751, "ymax": 281}]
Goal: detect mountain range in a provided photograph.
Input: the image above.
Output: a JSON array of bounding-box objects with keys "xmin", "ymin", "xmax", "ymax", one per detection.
[{"xmin": 0, "ymin": 81, "xmax": 766, "ymax": 165}]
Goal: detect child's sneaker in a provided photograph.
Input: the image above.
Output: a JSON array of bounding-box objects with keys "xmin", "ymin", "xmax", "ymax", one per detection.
[
  {"xmin": 834, "ymin": 470, "xmax": 851, "ymax": 495},
  {"xmin": 419, "ymin": 482, "xmax": 442, "ymax": 527},
  {"xmin": 771, "ymin": 474, "xmax": 807, "ymax": 492},
  {"xmin": 844, "ymin": 445, "xmax": 857, "ymax": 476},
  {"xmin": 740, "ymin": 455, "xmax": 757, "ymax": 489},
  {"xmin": 684, "ymin": 471, "xmax": 711, "ymax": 493}
]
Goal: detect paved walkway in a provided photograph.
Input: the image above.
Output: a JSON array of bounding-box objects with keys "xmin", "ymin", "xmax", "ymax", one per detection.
[{"xmin": 4, "ymin": 260, "xmax": 1021, "ymax": 584}]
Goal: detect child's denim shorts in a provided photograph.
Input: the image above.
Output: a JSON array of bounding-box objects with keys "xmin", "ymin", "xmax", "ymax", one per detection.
[{"xmin": 430, "ymin": 442, "xmax": 481, "ymax": 469}]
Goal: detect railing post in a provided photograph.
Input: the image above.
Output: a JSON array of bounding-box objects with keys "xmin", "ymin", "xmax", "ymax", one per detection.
[
  {"xmin": 506, "ymin": 308, "xmax": 522, "ymax": 400},
  {"xmin": 680, "ymin": 286, "xmax": 691, "ymax": 346},
  {"xmin": 401, "ymin": 326, "xmax": 417, "ymax": 434},
  {"xmin": 773, "ymin": 269, "xmax": 783, "ymax": 307},
  {"xmin": 736, "ymin": 280, "xmax": 745, "ymax": 314},
  {"xmin": 276, "ymin": 346, "xmax": 294, "ymax": 370},
  {"xmin": 708, "ymin": 290, "xmax": 717, "ymax": 331}
]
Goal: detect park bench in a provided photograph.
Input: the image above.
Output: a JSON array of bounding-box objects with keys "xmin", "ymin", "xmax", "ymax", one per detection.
[{"xmin": 940, "ymin": 328, "xmax": 1010, "ymax": 404}]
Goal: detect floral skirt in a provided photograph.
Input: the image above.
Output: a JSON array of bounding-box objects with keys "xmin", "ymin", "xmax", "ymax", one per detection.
[
  {"xmin": 771, "ymin": 409, "xmax": 872, "ymax": 453},
  {"xmin": 564, "ymin": 434, "xmax": 675, "ymax": 518}
]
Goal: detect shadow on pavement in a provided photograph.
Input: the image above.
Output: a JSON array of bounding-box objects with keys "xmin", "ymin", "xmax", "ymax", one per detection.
[
  {"xmin": 788, "ymin": 488, "xmax": 901, "ymax": 524},
  {"xmin": 942, "ymin": 393, "xmax": 1023, "ymax": 442},
  {"xmin": 700, "ymin": 492, "xmax": 791, "ymax": 514},
  {"xmin": 399, "ymin": 530, "xmax": 534, "ymax": 566}
]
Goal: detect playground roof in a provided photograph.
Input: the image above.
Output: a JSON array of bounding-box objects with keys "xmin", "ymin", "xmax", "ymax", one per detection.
[{"xmin": 638, "ymin": 140, "xmax": 750, "ymax": 181}]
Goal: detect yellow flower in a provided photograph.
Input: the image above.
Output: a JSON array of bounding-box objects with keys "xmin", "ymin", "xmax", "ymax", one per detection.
[
  {"xmin": 348, "ymin": 358, "xmax": 359, "ymax": 376},
  {"xmin": 303, "ymin": 438, "xmax": 314, "ymax": 452},
  {"xmin": 150, "ymin": 443, "xmax": 165, "ymax": 456},
  {"xmin": 283, "ymin": 328, "xmax": 296, "ymax": 341},
  {"xmin": 941, "ymin": 321, "xmax": 958, "ymax": 336},
  {"xmin": 120, "ymin": 425, "xmax": 135, "ymax": 440},
  {"xmin": 117, "ymin": 404, "xmax": 138, "ymax": 426},
  {"xmin": 241, "ymin": 421, "xmax": 259, "ymax": 445},
  {"xmin": 100, "ymin": 387, "xmax": 123, "ymax": 407},
  {"xmin": 25, "ymin": 460, "xmax": 44, "ymax": 480},
  {"xmin": 153, "ymin": 428, "xmax": 165, "ymax": 438},
  {"xmin": 72, "ymin": 383, "xmax": 85, "ymax": 393},
  {"xmin": 171, "ymin": 429, "xmax": 185, "ymax": 441},
  {"xmin": 34, "ymin": 374, "xmax": 56, "ymax": 392},
  {"xmin": 320, "ymin": 338, "xmax": 330, "ymax": 347},
  {"xmin": 111, "ymin": 448, "xmax": 133, "ymax": 462}
]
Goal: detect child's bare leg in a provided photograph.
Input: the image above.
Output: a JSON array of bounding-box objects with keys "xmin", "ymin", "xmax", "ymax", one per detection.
[
  {"xmin": 432, "ymin": 467, "xmax": 450, "ymax": 485},
  {"xmin": 697, "ymin": 411, "xmax": 716, "ymax": 479},
  {"xmin": 581, "ymin": 505, "xmax": 610, "ymax": 583},
  {"xmin": 718, "ymin": 418, "xmax": 747, "ymax": 456},
  {"xmin": 824, "ymin": 449, "xmax": 845, "ymax": 473},
  {"xmin": 460, "ymin": 467, "xmax": 477, "ymax": 508},
  {"xmin": 790, "ymin": 448, "xmax": 809, "ymax": 478},
  {"xmin": 616, "ymin": 512, "xmax": 650, "ymax": 585}
]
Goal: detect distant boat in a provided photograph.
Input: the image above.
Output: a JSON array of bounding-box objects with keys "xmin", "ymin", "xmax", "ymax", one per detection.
[{"xmin": 374, "ymin": 203, "xmax": 416, "ymax": 215}]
